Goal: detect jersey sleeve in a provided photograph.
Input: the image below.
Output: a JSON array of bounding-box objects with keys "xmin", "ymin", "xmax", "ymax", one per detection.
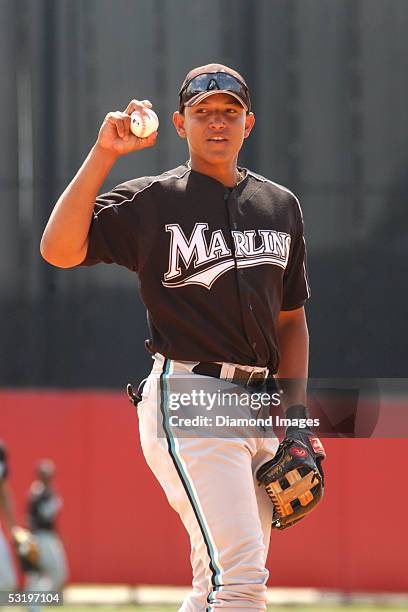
[
  {"xmin": 281, "ymin": 197, "xmax": 311, "ymax": 311},
  {"xmin": 79, "ymin": 182, "xmax": 140, "ymax": 271}
]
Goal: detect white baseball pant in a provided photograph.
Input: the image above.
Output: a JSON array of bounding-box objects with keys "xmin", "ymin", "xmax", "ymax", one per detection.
[
  {"xmin": 137, "ymin": 353, "xmax": 278, "ymax": 611},
  {"xmin": 0, "ymin": 527, "xmax": 17, "ymax": 590}
]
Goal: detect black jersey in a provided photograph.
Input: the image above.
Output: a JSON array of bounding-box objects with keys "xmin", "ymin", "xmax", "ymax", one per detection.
[
  {"xmin": 28, "ymin": 483, "xmax": 61, "ymax": 532},
  {"xmin": 0, "ymin": 442, "xmax": 8, "ymax": 481},
  {"xmin": 80, "ymin": 163, "xmax": 310, "ymax": 373}
]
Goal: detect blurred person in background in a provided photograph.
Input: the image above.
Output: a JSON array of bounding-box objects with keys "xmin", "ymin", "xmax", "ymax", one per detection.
[
  {"xmin": 0, "ymin": 440, "xmax": 18, "ymax": 590},
  {"xmin": 25, "ymin": 459, "xmax": 68, "ymax": 595}
]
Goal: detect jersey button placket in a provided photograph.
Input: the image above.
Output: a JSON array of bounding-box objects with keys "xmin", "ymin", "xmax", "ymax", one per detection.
[{"xmin": 226, "ymin": 192, "xmax": 259, "ymax": 361}]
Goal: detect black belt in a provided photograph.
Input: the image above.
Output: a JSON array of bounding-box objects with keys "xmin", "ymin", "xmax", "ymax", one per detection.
[{"xmin": 192, "ymin": 362, "xmax": 268, "ymax": 388}]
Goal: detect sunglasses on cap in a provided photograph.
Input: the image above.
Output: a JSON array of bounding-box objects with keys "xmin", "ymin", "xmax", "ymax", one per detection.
[{"xmin": 179, "ymin": 72, "xmax": 251, "ymax": 112}]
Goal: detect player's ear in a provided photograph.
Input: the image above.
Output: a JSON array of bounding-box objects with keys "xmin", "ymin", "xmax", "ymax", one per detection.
[
  {"xmin": 244, "ymin": 112, "xmax": 255, "ymax": 139},
  {"xmin": 173, "ymin": 111, "xmax": 186, "ymax": 138}
]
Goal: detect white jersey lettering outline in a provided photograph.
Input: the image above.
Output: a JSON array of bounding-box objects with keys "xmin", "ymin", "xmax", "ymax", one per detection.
[{"xmin": 163, "ymin": 224, "xmax": 291, "ymax": 289}]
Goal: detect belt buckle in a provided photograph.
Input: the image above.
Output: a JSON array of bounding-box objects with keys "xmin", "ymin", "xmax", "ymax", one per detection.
[{"xmin": 246, "ymin": 367, "xmax": 268, "ymax": 388}]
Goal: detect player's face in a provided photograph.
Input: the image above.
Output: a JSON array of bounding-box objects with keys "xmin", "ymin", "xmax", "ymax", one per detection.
[{"xmin": 173, "ymin": 93, "xmax": 255, "ymax": 167}]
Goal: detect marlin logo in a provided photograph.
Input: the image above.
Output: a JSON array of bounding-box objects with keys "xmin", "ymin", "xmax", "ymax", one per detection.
[
  {"xmin": 162, "ymin": 223, "xmax": 291, "ymax": 290},
  {"xmin": 207, "ymin": 78, "xmax": 219, "ymax": 91}
]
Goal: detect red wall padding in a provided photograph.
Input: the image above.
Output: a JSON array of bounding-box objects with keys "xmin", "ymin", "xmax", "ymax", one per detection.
[{"xmin": 1, "ymin": 390, "xmax": 407, "ymax": 591}]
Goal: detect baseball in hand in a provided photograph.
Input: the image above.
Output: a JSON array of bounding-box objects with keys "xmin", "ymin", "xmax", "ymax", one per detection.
[{"xmin": 130, "ymin": 108, "xmax": 159, "ymax": 138}]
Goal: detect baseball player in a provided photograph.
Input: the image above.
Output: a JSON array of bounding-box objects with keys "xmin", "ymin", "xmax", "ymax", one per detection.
[
  {"xmin": 41, "ymin": 63, "xmax": 317, "ymax": 610},
  {"xmin": 25, "ymin": 459, "xmax": 68, "ymax": 595},
  {"xmin": 0, "ymin": 441, "xmax": 18, "ymax": 590},
  {"xmin": 0, "ymin": 442, "xmax": 41, "ymax": 594}
]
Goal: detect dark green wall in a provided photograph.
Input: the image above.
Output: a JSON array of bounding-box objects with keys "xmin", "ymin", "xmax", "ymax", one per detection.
[{"xmin": 1, "ymin": 0, "xmax": 407, "ymax": 386}]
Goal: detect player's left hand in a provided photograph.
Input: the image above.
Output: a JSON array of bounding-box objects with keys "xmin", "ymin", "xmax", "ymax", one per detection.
[
  {"xmin": 256, "ymin": 417, "xmax": 326, "ymax": 530},
  {"xmin": 284, "ymin": 423, "xmax": 326, "ymax": 485}
]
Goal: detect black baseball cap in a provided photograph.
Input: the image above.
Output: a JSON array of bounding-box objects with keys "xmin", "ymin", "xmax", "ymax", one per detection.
[{"xmin": 179, "ymin": 63, "xmax": 251, "ymax": 113}]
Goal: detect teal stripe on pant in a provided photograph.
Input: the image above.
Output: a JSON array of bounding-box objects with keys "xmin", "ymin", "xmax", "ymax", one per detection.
[{"xmin": 159, "ymin": 358, "xmax": 221, "ymax": 604}]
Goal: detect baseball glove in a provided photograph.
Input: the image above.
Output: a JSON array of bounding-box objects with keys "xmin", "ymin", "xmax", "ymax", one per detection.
[
  {"xmin": 11, "ymin": 526, "xmax": 40, "ymax": 572},
  {"xmin": 256, "ymin": 429, "xmax": 326, "ymax": 530}
]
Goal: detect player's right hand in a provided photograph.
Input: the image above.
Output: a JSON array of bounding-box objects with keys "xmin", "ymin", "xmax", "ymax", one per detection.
[{"xmin": 95, "ymin": 99, "xmax": 158, "ymax": 156}]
